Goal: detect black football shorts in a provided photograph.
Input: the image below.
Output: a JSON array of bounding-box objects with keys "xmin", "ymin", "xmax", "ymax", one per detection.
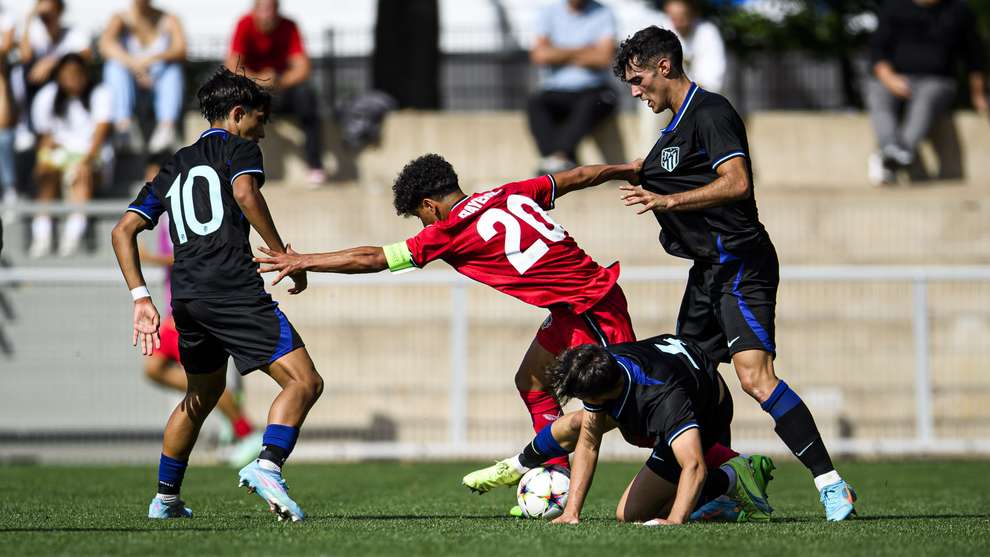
[
  {"xmin": 675, "ymin": 244, "xmax": 779, "ymax": 364},
  {"xmin": 171, "ymin": 294, "xmax": 304, "ymax": 375}
]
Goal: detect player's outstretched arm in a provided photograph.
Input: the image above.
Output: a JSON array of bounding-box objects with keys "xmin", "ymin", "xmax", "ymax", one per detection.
[
  {"xmin": 255, "ymin": 245, "xmax": 388, "ymax": 284},
  {"xmin": 111, "ymin": 211, "xmax": 161, "ymax": 355},
  {"xmin": 619, "ymin": 156, "xmax": 749, "ymax": 214},
  {"xmin": 552, "ymin": 159, "xmax": 643, "ymax": 199},
  {"xmin": 552, "ymin": 411, "xmax": 609, "ymax": 525},
  {"xmin": 657, "ymin": 429, "xmax": 707, "ymax": 525},
  {"xmin": 232, "ymin": 174, "xmax": 308, "ymax": 294}
]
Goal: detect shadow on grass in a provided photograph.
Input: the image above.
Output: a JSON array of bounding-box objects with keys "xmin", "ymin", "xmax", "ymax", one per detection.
[
  {"xmin": 768, "ymin": 513, "xmax": 990, "ymax": 524},
  {"xmin": 0, "ymin": 527, "xmax": 243, "ymax": 533}
]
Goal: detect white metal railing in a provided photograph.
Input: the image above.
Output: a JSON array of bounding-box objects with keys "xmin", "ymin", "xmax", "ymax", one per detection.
[{"xmin": 3, "ymin": 265, "xmax": 990, "ymax": 459}]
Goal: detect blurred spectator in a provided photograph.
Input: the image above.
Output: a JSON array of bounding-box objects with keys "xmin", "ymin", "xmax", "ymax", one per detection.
[
  {"xmin": 663, "ymin": 0, "xmax": 725, "ymax": 93},
  {"xmin": 28, "ymin": 53, "xmax": 112, "ymax": 258},
  {"xmin": 13, "ymin": 0, "xmax": 91, "ymax": 151},
  {"xmin": 372, "ymin": 0, "xmax": 440, "ymax": 109},
  {"xmin": 867, "ymin": 0, "xmax": 988, "ymax": 185},
  {"xmin": 225, "ymin": 0, "xmax": 325, "ymax": 185},
  {"xmin": 527, "ymin": 0, "xmax": 617, "ymax": 174},
  {"xmin": 0, "ymin": 7, "xmax": 16, "ymax": 209},
  {"xmin": 99, "ymin": 0, "xmax": 187, "ymax": 155}
]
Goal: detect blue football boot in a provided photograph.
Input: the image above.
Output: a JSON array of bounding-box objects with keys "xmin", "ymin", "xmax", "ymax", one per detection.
[
  {"xmin": 820, "ymin": 480, "xmax": 857, "ymax": 521},
  {"xmin": 148, "ymin": 496, "xmax": 192, "ymax": 519},
  {"xmin": 238, "ymin": 460, "xmax": 305, "ymax": 522}
]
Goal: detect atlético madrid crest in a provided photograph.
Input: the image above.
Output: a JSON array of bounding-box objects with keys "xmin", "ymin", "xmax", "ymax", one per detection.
[{"xmin": 660, "ymin": 146, "xmax": 680, "ymax": 172}]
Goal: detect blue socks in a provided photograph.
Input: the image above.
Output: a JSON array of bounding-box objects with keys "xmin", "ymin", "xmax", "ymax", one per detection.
[
  {"xmin": 258, "ymin": 424, "xmax": 300, "ymax": 468},
  {"xmin": 158, "ymin": 454, "xmax": 187, "ymax": 495},
  {"xmin": 519, "ymin": 423, "xmax": 569, "ymax": 468},
  {"xmin": 761, "ymin": 380, "xmax": 803, "ymax": 420}
]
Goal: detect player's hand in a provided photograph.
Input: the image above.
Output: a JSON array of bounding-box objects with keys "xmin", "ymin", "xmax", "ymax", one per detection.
[
  {"xmin": 627, "ymin": 158, "xmax": 644, "ymax": 185},
  {"xmin": 551, "ymin": 513, "xmax": 580, "ymax": 525},
  {"xmin": 132, "ymin": 298, "xmax": 161, "ymax": 356},
  {"xmin": 255, "ymin": 244, "xmax": 307, "ymax": 287},
  {"xmin": 288, "ymin": 269, "xmax": 308, "ymax": 295},
  {"xmin": 619, "ymin": 184, "xmax": 669, "ymax": 214},
  {"xmin": 882, "ymin": 72, "xmax": 911, "ymax": 99}
]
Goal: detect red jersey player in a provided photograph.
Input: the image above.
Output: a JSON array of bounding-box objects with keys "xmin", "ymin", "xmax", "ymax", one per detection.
[{"xmin": 254, "ymin": 153, "xmax": 641, "ymax": 469}]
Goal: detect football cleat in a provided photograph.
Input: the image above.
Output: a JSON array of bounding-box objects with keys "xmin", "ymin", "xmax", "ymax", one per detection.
[
  {"xmin": 820, "ymin": 480, "xmax": 857, "ymax": 521},
  {"xmin": 509, "ymin": 505, "xmax": 524, "ymax": 518},
  {"xmin": 238, "ymin": 460, "xmax": 304, "ymax": 522},
  {"xmin": 748, "ymin": 454, "xmax": 776, "ymax": 496},
  {"xmin": 227, "ymin": 432, "xmax": 264, "ymax": 469},
  {"xmin": 462, "ymin": 459, "xmax": 524, "ymax": 494},
  {"xmin": 724, "ymin": 456, "xmax": 773, "ymax": 521},
  {"xmin": 148, "ymin": 497, "xmax": 192, "ymax": 519}
]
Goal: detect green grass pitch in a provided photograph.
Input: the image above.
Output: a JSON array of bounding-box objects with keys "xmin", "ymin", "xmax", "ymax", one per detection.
[{"xmin": 2, "ymin": 460, "xmax": 989, "ymax": 556}]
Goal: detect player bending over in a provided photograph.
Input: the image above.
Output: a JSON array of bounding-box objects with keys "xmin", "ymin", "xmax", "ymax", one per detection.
[
  {"xmin": 254, "ymin": 154, "xmax": 639, "ymax": 472},
  {"xmin": 112, "ymin": 67, "xmax": 323, "ymax": 522},
  {"xmin": 469, "ymin": 335, "xmax": 775, "ymax": 524}
]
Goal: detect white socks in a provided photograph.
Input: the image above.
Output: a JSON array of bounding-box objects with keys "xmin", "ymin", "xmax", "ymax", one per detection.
[
  {"xmin": 156, "ymin": 493, "xmax": 179, "ymax": 505},
  {"xmin": 814, "ymin": 470, "xmax": 842, "ymax": 492},
  {"xmin": 720, "ymin": 463, "xmax": 737, "ymax": 495},
  {"xmin": 508, "ymin": 454, "xmax": 529, "ymax": 474},
  {"xmin": 258, "ymin": 458, "xmax": 282, "ymax": 474}
]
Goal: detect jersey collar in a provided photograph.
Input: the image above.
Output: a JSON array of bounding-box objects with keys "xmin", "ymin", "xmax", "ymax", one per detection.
[
  {"xmin": 661, "ymin": 82, "xmax": 699, "ymax": 136},
  {"xmin": 200, "ymin": 128, "xmax": 230, "ymax": 139}
]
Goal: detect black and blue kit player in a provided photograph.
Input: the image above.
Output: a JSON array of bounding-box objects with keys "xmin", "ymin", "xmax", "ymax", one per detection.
[
  {"xmin": 111, "ymin": 68, "xmax": 323, "ymax": 522},
  {"xmin": 609, "ymin": 26, "xmax": 856, "ymax": 520}
]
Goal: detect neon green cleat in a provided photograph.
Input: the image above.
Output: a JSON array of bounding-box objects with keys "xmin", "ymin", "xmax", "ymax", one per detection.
[
  {"xmin": 462, "ymin": 459, "xmax": 524, "ymax": 494},
  {"xmin": 725, "ymin": 456, "xmax": 773, "ymax": 522},
  {"xmin": 748, "ymin": 454, "xmax": 776, "ymax": 496},
  {"xmin": 509, "ymin": 505, "xmax": 524, "ymax": 518}
]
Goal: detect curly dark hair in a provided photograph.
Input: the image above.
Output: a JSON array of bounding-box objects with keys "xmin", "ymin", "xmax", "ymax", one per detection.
[
  {"xmin": 392, "ymin": 153, "xmax": 462, "ymax": 216},
  {"xmin": 545, "ymin": 344, "xmax": 623, "ymax": 405},
  {"xmin": 612, "ymin": 26, "xmax": 684, "ymax": 81},
  {"xmin": 197, "ymin": 66, "xmax": 272, "ymax": 124}
]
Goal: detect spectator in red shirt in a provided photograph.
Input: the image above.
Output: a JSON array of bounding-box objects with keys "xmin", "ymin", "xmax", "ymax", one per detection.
[{"xmin": 225, "ymin": 0, "xmax": 325, "ymax": 184}]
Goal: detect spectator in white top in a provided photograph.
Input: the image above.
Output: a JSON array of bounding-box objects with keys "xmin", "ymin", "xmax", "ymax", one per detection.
[
  {"xmin": 663, "ymin": 0, "xmax": 726, "ymax": 93},
  {"xmin": 0, "ymin": 8, "xmax": 17, "ymax": 209},
  {"xmin": 99, "ymin": 0, "xmax": 187, "ymax": 155},
  {"xmin": 29, "ymin": 53, "xmax": 112, "ymax": 258}
]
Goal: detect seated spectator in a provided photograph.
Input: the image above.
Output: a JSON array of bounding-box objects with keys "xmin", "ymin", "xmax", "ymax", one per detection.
[
  {"xmin": 0, "ymin": 8, "xmax": 16, "ymax": 209},
  {"xmin": 98, "ymin": 0, "xmax": 187, "ymax": 155},
  {"xmin": 225, "ymin": 0, "xmax": 326, "ymax": 184},
  {"xmin": 28, "ymin": 53, "xmax": 112, "ymax": 258},
  {"xmin": 12, "ymin": 0, "xmax": 91, "ymax": 150},
  {"xmin": 527, "ymin": 0, "xmax": 617, "ymax": 174},
  {"xmin": 663, "ymin": 0, "xmax": 725, "ymax": 93},
  {"xmin": 867, "ymin": 0, "xmax": 988, "ymax": 185}
]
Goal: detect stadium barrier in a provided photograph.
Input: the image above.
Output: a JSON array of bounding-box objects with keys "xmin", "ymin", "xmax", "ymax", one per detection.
[{"xmin": 2, "ymin": 265, "xmax": 989, "ymax": 463}]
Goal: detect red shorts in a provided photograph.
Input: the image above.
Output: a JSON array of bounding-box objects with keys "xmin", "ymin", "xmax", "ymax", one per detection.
[
  {"xmin": 153, "ymin": 315, "xmax": 182, "ymax": 363},
  {"xmin": 535, "ymin": 283, "xmax": 636, "ymax": 355}
]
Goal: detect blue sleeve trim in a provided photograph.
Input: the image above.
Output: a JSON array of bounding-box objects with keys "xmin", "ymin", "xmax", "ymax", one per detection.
[
  {"xmin": 666, "ymin": 421, "xmax": 699, "ymax": 446},
  {"xmin": 230, "ymin": 168, "xmax": 265, "ymax": 184},
  {"xmin": 583, "ymin": 402, "xmax": 605, "ymax": 413},
  {"xmin": 712, "ymin": 151, "xmax": 746, "ymax": 170},
  {"xmin": 126, "ymin": 207, "xmax": 153, "ymax": 222}
]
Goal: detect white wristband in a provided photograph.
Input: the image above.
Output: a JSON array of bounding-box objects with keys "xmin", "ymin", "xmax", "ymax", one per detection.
[{"xmin": 130, "ymin": 286, "xmax": 151, "ymax": 301}]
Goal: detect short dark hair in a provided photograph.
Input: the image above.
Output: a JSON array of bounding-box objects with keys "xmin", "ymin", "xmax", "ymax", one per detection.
[
  {"xmin": 546, "ymin": 344, "xmax": 623, "ymax": 405},
  {"xmin": 392, "ymin": 153, "xmax": 461, "ymax": 216},
  {"xmin": 613, "ymin": 26, "xmax": 684, "ymax": 81},
  {"xmin": 197, "ymin": 67, "xmax": 272, "ymax": 124}
]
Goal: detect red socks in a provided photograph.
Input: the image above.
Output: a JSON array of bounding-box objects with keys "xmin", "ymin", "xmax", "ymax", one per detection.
[
  {"xmin": 232, "ymin": 416, "xmax": 254, "ymax": 439},
  {"xmin": 704, "ymin": 443, "xmax": 739, "ymax": 469},
  {"xmin": 521, "ymin": 390, "xmax": 568, "ymax": 468}
]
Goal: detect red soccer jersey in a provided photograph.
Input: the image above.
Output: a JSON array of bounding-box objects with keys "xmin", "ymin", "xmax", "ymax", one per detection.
[
  {"xmin": 405, "ymin": 176, "xmax": 619, "ymax": 313},
  {"xmin": 229, "ymin": 14, "xmax": 305, "ymax": 73}
]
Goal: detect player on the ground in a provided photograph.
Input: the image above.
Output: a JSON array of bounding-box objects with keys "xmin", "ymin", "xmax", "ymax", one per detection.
[
  {"xmin": 111, "ymin": 67, "xmax": 323, "ymax": 522},
  {"xmin": 608, "ymin": 26, "xmax": 855, "ymax": 520},
  {"xmin": 464, "ymin": 335, "xmax": 775, "ymax": 524},
  {"xmin": 137, "ymin": 182, "xmax": 262, "ymax": 467},
  {"xmin": 253, "ymin": 153, "xmax": 640, "ymax": 472}
]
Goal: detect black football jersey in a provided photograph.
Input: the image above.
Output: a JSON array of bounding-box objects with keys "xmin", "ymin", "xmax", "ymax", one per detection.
[
  {"xmin": 583, "ymin": 334, "xmax": 723, "ymax": 449},
  {"xmin": 127, "ymin": 128, "xmax": 266, "ymax": 299},
  {"xmin": 640, "ymin": 83, "xmax": 772, "ymax": 263}
]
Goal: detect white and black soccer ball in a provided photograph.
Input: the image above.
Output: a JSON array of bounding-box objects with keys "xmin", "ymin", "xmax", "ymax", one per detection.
[{"xmin": 516, "ymin": 466, "xmax": 569, "ymax": 519}]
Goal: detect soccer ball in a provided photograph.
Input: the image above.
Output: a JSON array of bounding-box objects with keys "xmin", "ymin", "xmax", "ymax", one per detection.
[{"xmin": 516, "ymin": 466, "xmax": 569, "ymax": 519}]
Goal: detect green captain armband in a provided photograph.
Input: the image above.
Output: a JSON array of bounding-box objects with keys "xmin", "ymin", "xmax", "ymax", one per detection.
[{"xmin": 384, "ymin": 241, "xmax": 416, "ymax": 273}]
